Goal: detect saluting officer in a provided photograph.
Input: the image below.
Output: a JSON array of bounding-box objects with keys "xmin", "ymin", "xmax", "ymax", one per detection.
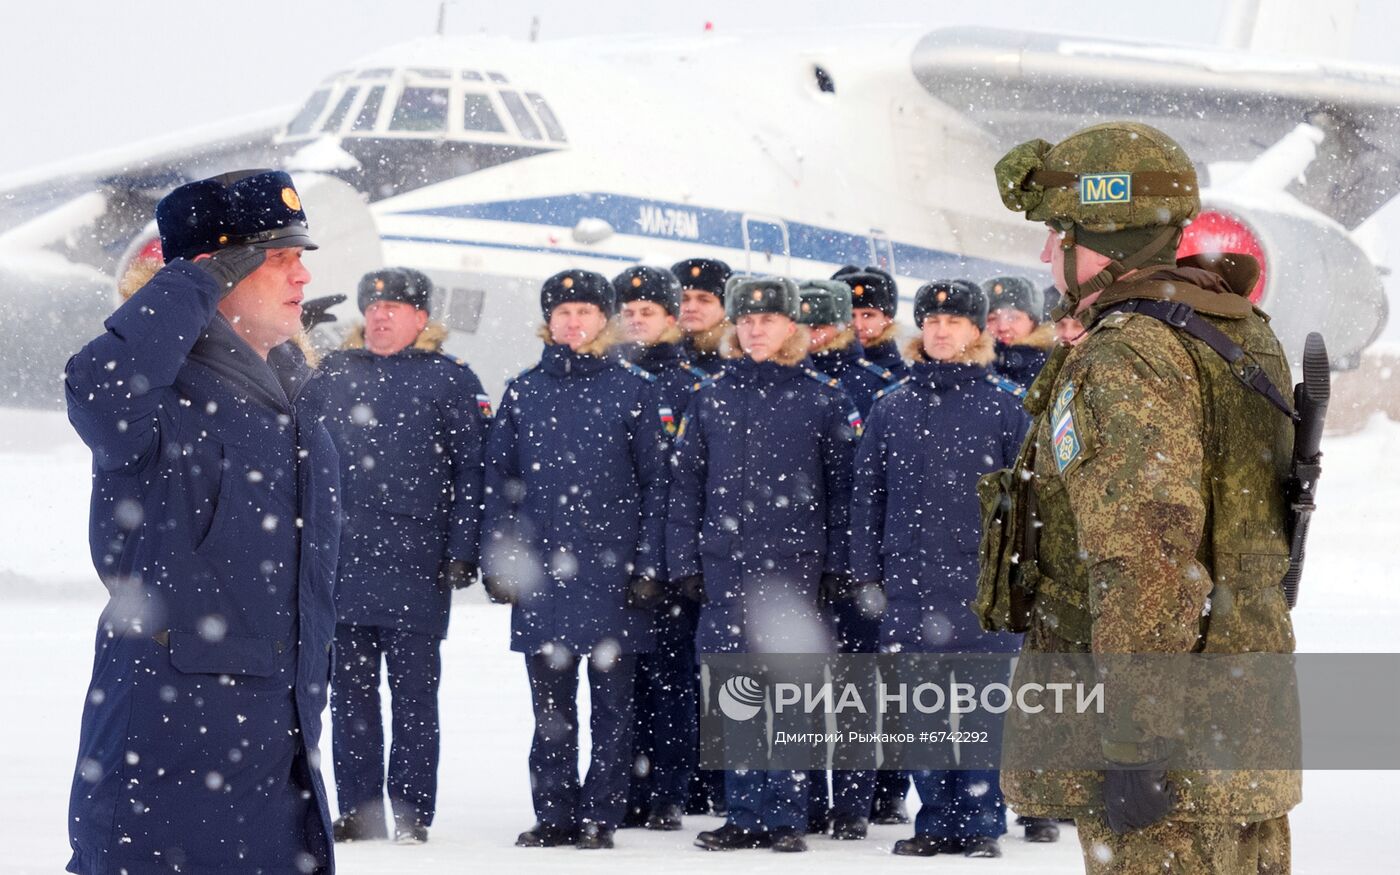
[
  {"xmin": 671, "ymin": 258, "xmax": 733, "ymax": 375},
  {"xmin": 305, "ymin": 267, "xmax": 489, "ymax": 844},
  {"xmin": 65, "ymin": 170, "xmax": 341, "ymax": 872},
  {"xmin": 669, "ymin": 276, "xmax": 860, "ymax": 854},
  {"xmin": 482, "ymin": 269, "xmax": 670, "ymax": 850}
]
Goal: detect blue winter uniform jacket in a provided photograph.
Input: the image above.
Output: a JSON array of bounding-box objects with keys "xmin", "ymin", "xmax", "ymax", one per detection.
[
  {"xmin": 304, "ymin": 334, "xmax": 488, "ymax": 638},
  {"xmin": 850, "ymin": 360, "xmax": 1029, "ymax": 653},
  {"xmin": 621, "ymin": 338, "xmax": 711, "ymax": 581},
  {"xmin": 809, "ymin": 339, "xmax": 901, "ymax": 420},
  {"xmin": 668, "ymin": 357, "xmax": 860, "ymax": 654},
  {"xmin": 483, "ymin": 343, "xmax": 669, "ymax": 655},
  {"xmin": 64, "ymin": 261, "xmax": 342, "ymax": 873},
  {"xmin": 857, "ymin": 335, "xmax": 910, "ymax": 382},
  {"xmin": 993, "ymin": 339, "xmax": 1051, "ymax": 389}
]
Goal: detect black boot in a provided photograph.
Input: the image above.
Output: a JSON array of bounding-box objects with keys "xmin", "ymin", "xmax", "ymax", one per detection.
[
  {"xmin": 576, "ymin": 821, "xmax": 615, "ymax": 850},
  {"xmin": 830, "ymin": 814, "xmax": 868, "ymax": 840},
  {"xmin": 770, "ymin": 826, "xmax": 808, "ymax": 853},
  {"xmin": 393, "ymin": 822, "xmax": 429, "ymax": 844},
  {"xmin": 892, "ymin": 835, "xmax": 956, "ymax": 856},
  {"xmin": 516, "ymin": 823, "xmax": 578, "ymax": 847},
  {"xmin": 1023, "ymin": 817, "xmax": 1061, "ymax": 843},
  {"xmin": 694, "ymin": 823, "xmax": 771, "ymax": 851},
  {"xmin": 871, "ymin": 795, "xmax": 910, "ymax": 825},
  {"xmin": 963, "ymin": 836, "xmax": 1003, "ymax": 858},
  {"xmin": 805, "ymin": 808, "xmax": 831, "ymax": 835},
  {"xmin": 645, "ymin": 802, "xmax": 683, "ymax": 831},
  {"xmin": 333, "ymin": 808, "xmax": 387, "ymax": 842}
]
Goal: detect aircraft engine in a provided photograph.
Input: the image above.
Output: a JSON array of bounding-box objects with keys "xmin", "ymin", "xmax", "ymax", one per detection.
[{"xmin": 1178, "ymin": 195, "xmax": 1387, "ymax": 369}]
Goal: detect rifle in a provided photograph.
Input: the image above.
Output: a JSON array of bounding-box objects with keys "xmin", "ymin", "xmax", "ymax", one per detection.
[{"xmin": 1281, "ymin": 332, "xmax": 1330, "ymax": 609}]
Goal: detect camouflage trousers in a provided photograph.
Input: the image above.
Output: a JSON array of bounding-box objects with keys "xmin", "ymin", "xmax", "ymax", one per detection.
[{"xmin": 1075, "ymin": 814, "xmax": 1290, "ymax": 875}]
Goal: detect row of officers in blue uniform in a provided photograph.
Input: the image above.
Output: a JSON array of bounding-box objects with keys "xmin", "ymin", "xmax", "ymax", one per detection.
[
  {"xmin": 63, "ymin": 170, "xmax": 1062, "ymax": 873},
  {"xmin": 323, "ymin": 256, "xmax": 1062, "ymax": 856}
]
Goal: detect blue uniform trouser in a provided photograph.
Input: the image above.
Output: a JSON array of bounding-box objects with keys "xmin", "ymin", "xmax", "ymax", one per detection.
[
  {"xmin": 907, "ymin": 656, "xmax": 1009, "ymax": 840},
  {"xmin": 727, "ymin": 769, "xmax": 808, "ymax": 832},
  {"xmin": 331, "ymin": 623, "xmax": 443, "ymax": 827},
  {"xmin": 637, "ymin": 598, "xmax": 700, "ymax": 808},
  {"xmin": 810, "ymin": 596, "xmax": 883, "ymax": 821},
  {"xmin": 526, "ymin": 651, "xmax": 638, "ymax": 830},
  {"xmin": 911, "ymin": 769, "xmax": 1006, "ymax": 839}
]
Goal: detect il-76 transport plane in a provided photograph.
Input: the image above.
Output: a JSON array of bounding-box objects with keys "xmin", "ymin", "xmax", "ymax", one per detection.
[{"xmin": 2, "ymin": 18, "xmax": 1397, "ymax": 398}]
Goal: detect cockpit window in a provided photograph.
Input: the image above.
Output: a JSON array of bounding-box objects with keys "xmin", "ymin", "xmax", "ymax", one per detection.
[
  {"xmin": 353, "ymin": 86, "xmax": 384, "ymax": 131},
  {"xmin": 322, "ymin": 87, "xmax": 360, "ymax": 133},
  {"xmin": 286, "ymin": 89, "xmax": 330, "ymax": 136},
  {"xmin": 462, "ymin": 93, "xmax": 507, "ymax": 133},
  {"xmin": 390, "ymin": 87, "xmax": 450, "ymax": 132},
  {"xmin": 355, "ymin": 68, "xmax": 393, "ymax": 80},
  {"xmin": 411, "ymin": 67, "xmax": 451, "ymax": 79},
  {"xmin": 487, "ymin": 71, "xmax": 509, "ymax": 83},
  {"xmin": 498, "ymin": 91, "xmax": 542, "ymax": 141},
  {"xmin": 461, "ymin": 70, "xmax": 483, "ymax": 81},
  {"xmin": 525, "ymin": 93, "xmax": 567, "ymax": 142}
]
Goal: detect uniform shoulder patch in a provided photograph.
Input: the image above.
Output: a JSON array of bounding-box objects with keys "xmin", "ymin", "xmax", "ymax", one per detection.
[
  {"xmin": 986, "ymin": 373, "xmax": 1028, "ymax": 398},
  {"xmin": 475, "ymin": 394, "xmax": 494, "ymax": 419},
  {"xmin": 802, "ymin": 367, "xmax": 840, "ymax": 389},
  {"xmin": 872, "ymin": 376, "xmax": 910, "ymax": 402},
  {"xmin": 691, "ymin": 371, "xmax": 724, "ymax": 392},
  {"xmin": 857, "ymin": 357, "xmax": 897, "ymax": 383},
  {"xmin": 1050, "ymin": 381, "xmax": 1082, "ymax": 473},
  {"xmin": 620, "ymin": 360, "xmax": 658, "ymax": 382}
]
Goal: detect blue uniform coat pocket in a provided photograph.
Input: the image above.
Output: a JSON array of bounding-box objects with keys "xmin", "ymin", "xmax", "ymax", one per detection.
[{"xmin": 168, "ymin": 630, "xmax": 277, "ymax": 677}]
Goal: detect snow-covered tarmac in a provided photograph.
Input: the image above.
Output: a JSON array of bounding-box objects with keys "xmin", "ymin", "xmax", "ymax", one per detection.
[{"xmin": 3, "ymin": 408, "xmax": 1397, "ymax": 873}]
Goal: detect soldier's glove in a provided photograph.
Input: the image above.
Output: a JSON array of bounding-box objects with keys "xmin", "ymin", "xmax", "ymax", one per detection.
[
  {"xmin": 438, "ymin": 559, "xmax": 478, "ymax": 591},
  {"xmin": 1101, "ymin": 758, "xmax": 1174, "ymax": 835},
  {"xmin": 192, "ymin": 244, "xmax": 266, "ymax": 297},
  {"xmin": 301, "ymin": 293, "xmax": 347, "ymax": 330},
  {"xmin": 625, "ymin": 575, "xmax": 665, "ymax": 611},
  {"xmin": 675, "ymin": 574, "xmax": 706, "ymax": 605},
  {"xmin": 818, "ymin": 572, "xmax": 853, "ymax": 609},
  {"xmin": 481, "ymin": 575, "xmax": 517, "ymax": 605}
]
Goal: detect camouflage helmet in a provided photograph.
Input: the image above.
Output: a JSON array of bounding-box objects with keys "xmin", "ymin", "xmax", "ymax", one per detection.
[{"xmin": 994, "ymin": 122, "xmax": 1199, "ymax": 233}]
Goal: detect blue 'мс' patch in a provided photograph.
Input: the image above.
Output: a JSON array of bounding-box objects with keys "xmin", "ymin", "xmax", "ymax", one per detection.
[{"xmin": 1080, "ymin": 173, "xmax": 1132, "ymax": 205}]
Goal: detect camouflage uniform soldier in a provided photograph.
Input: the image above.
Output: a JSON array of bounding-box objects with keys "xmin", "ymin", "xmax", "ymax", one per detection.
[{"xmin": 987, "ymin": 122, "xmax": 1299, "ymax": 874}]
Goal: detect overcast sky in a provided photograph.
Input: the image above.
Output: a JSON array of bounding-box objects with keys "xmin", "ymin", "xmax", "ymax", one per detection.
[{"xmin": 3, "ymin": 0, "xmax": 1397, "ymax": 175}]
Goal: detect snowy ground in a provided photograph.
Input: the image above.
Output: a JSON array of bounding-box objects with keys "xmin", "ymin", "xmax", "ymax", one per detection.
[{"xmin": 2, "ymin": 407, "xmax": 1397, "ymax": 873}]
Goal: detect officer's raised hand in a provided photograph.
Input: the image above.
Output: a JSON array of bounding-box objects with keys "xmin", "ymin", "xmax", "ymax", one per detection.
[
  {"xmin": 191, "ymin": 244, "xmax": 266, "ymax": 295},
  {"xmin": 438, "ymin": 559, "xmax": 478, "ymax": 591}
]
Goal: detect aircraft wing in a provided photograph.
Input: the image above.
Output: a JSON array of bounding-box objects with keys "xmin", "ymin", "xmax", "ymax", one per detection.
[
  {"xmin": 0, "ymin": 109, "xmax": 288, "ymax": 276},
  {"xmin": 912, "ymin": 27, "xmax": 1400, "ymax": 229}
]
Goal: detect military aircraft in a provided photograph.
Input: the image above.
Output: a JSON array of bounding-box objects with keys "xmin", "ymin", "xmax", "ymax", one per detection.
[{"xmin": 2, "ymin": 15, "xmax": 1396, "ymax": 401}]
